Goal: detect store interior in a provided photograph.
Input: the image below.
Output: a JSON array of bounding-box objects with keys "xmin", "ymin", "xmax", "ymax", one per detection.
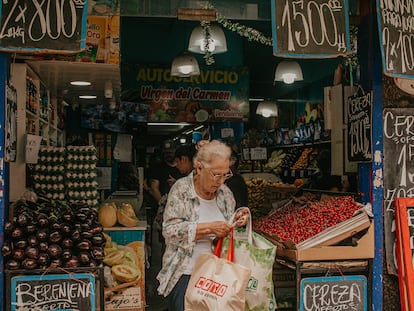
[
  {"xmin": 2, "ymin": 1, "xmax": 382, "ymax": 310},
  {"xmin": 22, "ymin": 3, "xmax": 345, "ymax": 146}
]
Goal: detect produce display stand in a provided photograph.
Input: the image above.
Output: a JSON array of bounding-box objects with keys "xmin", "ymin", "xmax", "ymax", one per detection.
[
  {"xmin": 5, "ymin": 266, "xmax": 104, "ymax": 311},
  {"xmin": 272, "ymin": 221, "xmax": 374, "ymax": 310},
  {"xmin": 103, "ymin": 191, "xmax": 147, "ymax": 311},
  {"xmin": 275, "ymin": 257, "xmax": 373, "ymax": 311},
  {"xmin": 257, "ymin": 189, "xmax": 374, "ymax": 310}
]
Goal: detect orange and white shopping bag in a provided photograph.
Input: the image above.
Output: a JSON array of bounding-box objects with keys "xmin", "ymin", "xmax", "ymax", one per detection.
[{"xmin": 185, "ymin": 228, "xmax": 251, "ymax": 311}]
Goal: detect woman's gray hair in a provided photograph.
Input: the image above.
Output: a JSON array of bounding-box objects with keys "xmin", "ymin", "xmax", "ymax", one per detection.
[{"xmin": 194, "ymin": 140, "xmax": 232, "ymax": 167}]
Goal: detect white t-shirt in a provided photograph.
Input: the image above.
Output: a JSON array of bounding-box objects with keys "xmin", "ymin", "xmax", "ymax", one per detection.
[{"xmin": 183, "ymin": 196, "xmax": 226, "ymax": 274}]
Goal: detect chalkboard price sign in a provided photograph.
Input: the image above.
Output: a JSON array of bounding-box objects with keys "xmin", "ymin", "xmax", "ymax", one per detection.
[
  {"xmin": 347, "ymin": 89, "xmax": 373, "ymax": 162},
  {"xmin": 376, "ymin": 0, "xmax": 414, "ymax": 77},
  {"xmin": 300, "ymin": 276, "xmax": 367, "ymax": 311},
  {"xmin": 0, "ymin": 0, "xmax": 88, "ymax": 53},
  {"xmin": 271, "ymin": 0, "xmax": 351, "ymax": 57},
  {"xmin": 383, "ymin": 108, "xmax": 414, "ymax": 275},
  {"xmin": 10, "ymin": 273, "xmax": 96, "ymax": 311}
]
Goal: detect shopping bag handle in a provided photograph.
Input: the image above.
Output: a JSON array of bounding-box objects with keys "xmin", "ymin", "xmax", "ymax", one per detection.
[
  {"xmin": 230, "ymin": 207, "xmax": 253, "ymax": 244},
  {"xmin": 213, "ymin": 227, "xmax": 234, "ymax": 262}
]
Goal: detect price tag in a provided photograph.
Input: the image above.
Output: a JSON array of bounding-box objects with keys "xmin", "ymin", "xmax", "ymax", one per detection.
[
  {"xmin": 221, "ymin": 128, "xmax": 234, "ymax": 138},
  {"xmin": 242, "ymin": 148, "xmax": 250, "ymax": 161},
  {"xmin": 250, "ymin": 147, "xmax": 267, "ymax": 160}
]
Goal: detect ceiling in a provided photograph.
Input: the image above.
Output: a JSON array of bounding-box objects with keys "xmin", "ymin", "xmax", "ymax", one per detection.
[
  {"xmin": 26, "ymin": 60, "xmax": 121, "ymax": 108},
  {"xmin": 23, "ymin": 57, "xmax": 210, "ymax": 141},
  {"xmin": 21, "ymin": 3, "xmax": 345, "ymax": 141}
]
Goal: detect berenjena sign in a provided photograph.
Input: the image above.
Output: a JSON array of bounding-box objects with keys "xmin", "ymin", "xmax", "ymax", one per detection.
[
  {"xmin": 10, "ymin": 273, "xmax": 96, "ymax": 311},
  {"xmin": 0, "ymin": 0, "xmax": 88, "ymax": 53}
]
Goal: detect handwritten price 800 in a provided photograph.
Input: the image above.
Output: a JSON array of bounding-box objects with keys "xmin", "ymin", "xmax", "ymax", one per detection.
[
  {"xmin": 0, "ymin": 0, "xmax": 85, "ymax": 44},
  {"xmin": 280, "ymin": 0, "xmax": 347, "ymax": 53}
]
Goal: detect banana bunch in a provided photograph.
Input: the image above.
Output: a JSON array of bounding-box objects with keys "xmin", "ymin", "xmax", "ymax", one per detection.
[
  {"xmin": 291, "ymin": 148, "xmax": 314, "ymax": 170},
  {"xmin": 245, "ymin": 178, "xmax": 271, "ymax": 215},
  {"xmin": 265, "ymin": 150, "xmax": 286, "ymax": 173}
]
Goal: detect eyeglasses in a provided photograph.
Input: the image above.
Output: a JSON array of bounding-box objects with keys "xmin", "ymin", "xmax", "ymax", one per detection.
[{"xmin": 206, "ymin": 167, "xmax": 233, "ymax": 181}]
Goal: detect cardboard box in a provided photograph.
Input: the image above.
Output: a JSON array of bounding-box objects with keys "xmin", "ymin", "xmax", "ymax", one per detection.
[
  {"xmin": 276, "ymin": 222, "xmax": 374, "ymax": 261},
  {"xmin": 76, "ymin": 16, "xmax": 107, "ymax": 63}
]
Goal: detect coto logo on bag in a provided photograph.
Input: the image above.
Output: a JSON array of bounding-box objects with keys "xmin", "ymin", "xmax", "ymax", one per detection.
[{"xmin": 195, "ymin": 277, "xmax": 228, "ymax": 297}]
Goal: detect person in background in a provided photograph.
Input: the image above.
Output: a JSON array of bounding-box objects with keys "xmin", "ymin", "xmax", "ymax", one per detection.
[
  {"xmin": 154, "ymin": 144, "xmax": 197, "ymax": 232},
  {"xmin": 147, "ymin": 140, "xmax": 182, "ymax": 234},
  {"xmin": 157, "ymin": 140, "xmax": 249, "ymax": 311},
  {"xmin": 174, "ymin": 144, "xmax": 197, "ymax": 176},
  {"xmin": 225, "ymin": 152, "xmax": 249, "ymax": 208}
]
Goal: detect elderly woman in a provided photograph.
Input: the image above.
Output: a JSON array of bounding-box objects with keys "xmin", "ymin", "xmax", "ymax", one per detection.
[{"xmin": 157, "ymin": 140, "xmax": 248, "ymax": 311}]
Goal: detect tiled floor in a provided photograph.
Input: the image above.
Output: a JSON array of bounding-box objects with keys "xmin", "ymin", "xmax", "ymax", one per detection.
[{"xmin": 145, "ymin": 223, "xmax": 168, "ymax": 310}]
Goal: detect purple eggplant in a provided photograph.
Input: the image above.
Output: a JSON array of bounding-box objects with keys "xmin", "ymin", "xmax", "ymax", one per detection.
[
  {"xmin": 6, "ymin": 259, "xmax": 21, "ymax": 270},
  {"xmin": 48, "ymin": 244, "xmax": 62, "ymax": 259},
  {"xmin": 25, "ymin": 246, "xmax": 39, "ymax": 260},
  {"xmin": 65, "ymin": 256, "xmax": 80, "ymax": 268},
  {"xmin": 49, "ymin": 230, "xmax": 62, "ymax": 244},
  {"xmin": 14, "ymin": 239, "xmax": 28, "ymax": 249},
  {"xmin": 13, "ymin": 248, "xmax": 25, "ymax": 261},
  {"xmin": 61, "ymin": 238, "xmax": 73, "ymax": 249},
  {"xmin": 22, "ymin": 258, "xmax": 38, "ymax": 269},
  {"xmin": 11, "ymin": 227, "xmax": 24, "ymax": 240},
  {"xmin": 61, "ymin": 249, "xmax": 72, "ymax": 261},
  {"xmin": 1, "ymin": 242, "xmax": 12, "ymax": 257},
  {"xmin": 37, "ymin": 253, "xmax": 50, "ymax": 266},
  {"xmin": 77, "ymin": 239, "xmax": 92, "ymax": 251},
  {"xmin": 27, "ymin": 235, "xmax": 39, "ymax": 247}
]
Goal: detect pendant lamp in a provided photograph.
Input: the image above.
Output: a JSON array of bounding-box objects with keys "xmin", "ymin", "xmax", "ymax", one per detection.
[
  {"xmin": 188, "ymin": 23, "xmax": 227, "ymax": 54},
  {"xmin": 256, "ymin": 101, "xmax": 278, "ymax": 118},
  {"xmin": 274, "ymin": 60, "xmax": 303, "ymax": 84},
  {"xmin": 170, "ymin": 51, "xmax": 200, "ymax": 77}
]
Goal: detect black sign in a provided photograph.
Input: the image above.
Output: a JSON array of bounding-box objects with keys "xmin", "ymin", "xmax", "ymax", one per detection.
[
  {"xmin": 383, "ymin": 108, "xmax": 414, "ymax": 275},
  {"xmin": 10, "ymin": 273, "xmax": 96, "ymax": 311},
  {"xmin": 271, "ymin": 0, "xmax": 350, "ymax": 57},
  {"xmin": 0, "ymin": 0, "xmax": 87, "ymax": 53},
  {"xmin": 347, "ymin": 89, "xmax": 373, "ymax": 162},
  {"xmin": 377, "ymin": 0, "xmax": 414, "ymax": 77},
  {"xmin": 300, "ymin": 276, "xmax": 367, "ymax": 311}
]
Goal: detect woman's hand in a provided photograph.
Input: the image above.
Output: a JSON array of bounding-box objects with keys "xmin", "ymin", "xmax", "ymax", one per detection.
[
  {"xmin": 210, "ymin": 221, "xmax": 233, "ymax": 237},
  {"xmin": 196, "ymin": 221, "xmax": 233, "ymax": 239},
  {"xmin": 234, "ymin": 207, "xmax": 250, "ymax": 227}
]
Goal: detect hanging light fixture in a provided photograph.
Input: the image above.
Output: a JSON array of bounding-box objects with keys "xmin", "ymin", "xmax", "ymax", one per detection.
[
  {"xmin": 170, "ymin": 51, "xmax": 200, "ymax": 77},
  {"xmin": 274, "ymin": 60, "xmax": 303, "ymax": 84},
  {"xmin": 188, "ymin": 23, "xmax": 227, "ymax": 54},
  {"xmin": 256, "ymin": 101, "xmax": 278, "ymax": 118}
]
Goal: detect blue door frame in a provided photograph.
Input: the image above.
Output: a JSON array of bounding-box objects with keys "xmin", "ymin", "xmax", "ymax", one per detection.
[{"xmin": 0, "ymin": 52, "xmax": 10, "ymax": 311}]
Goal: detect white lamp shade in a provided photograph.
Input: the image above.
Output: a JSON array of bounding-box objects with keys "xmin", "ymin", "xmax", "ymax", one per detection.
[
  {"xmin": 256, "ymin": 101, "xmax": 278, "ymax": 118},
  {"xmin": 188, "ymin": 24, "xmax": 227, "ymax": 54},
  {"xmin": 274, "ymin": 60, "xmax": 303, "ymax": 84},
  {"xmin": 170, "ymin": 52, "xmax": 200, "ymax": 77}
]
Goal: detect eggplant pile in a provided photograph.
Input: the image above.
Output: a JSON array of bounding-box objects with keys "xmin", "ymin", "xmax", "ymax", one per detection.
[{"xmin": 1, "ymin": 197, "xmax": 106, "ymax": 271}]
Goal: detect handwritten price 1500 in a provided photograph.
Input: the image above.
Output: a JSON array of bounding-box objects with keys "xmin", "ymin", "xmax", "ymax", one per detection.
[
  {"xmin": 280, "ymin": 0, "xmax": 347, "ymax": 52},
  {"xmin": 0, "ymin": 0, "xmax": 83, "ymax": 44}
]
